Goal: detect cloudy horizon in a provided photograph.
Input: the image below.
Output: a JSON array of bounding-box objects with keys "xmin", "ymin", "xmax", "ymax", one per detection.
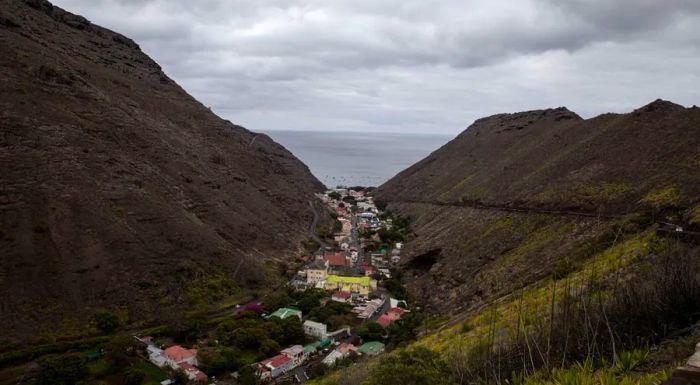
[{"xmin": 53, "ymin": 0, "xmax": 700, "ymax": 134}]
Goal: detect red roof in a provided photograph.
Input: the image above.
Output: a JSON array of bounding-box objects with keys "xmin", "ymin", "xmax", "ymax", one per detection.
[
  {"xmin": 178, "ymin": 362, "xmax": 208, "ymax": 381},
  {"xmin": 262, "ymin": 354, "xmax": 290, "ymax": 369},
  {"xmin": 164, "ymin": 345, "xmax": 196, "ymax": 362},
  {"xmin": 324, "ymin": 252, "xmax": 348, "ymax": 266},
  {"xmin": 377, "ymin": 314, "xmax": 392, "ymax": 328},
  {"xmin": 387, "ymin": 308, "xmax": 403, "ymax": 321},
  {"xmin": 333, "ymin": 291, "xmax": 352, "ymax": 299}
]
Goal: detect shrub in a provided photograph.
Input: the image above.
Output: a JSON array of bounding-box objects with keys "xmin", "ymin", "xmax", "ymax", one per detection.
[
  {"xmin": 122, "ymin": 367, "xmax": 146, "ymax": 385},
  {"xmin": 364, "ymin": 347, "xmax": 454, "ymax": 385},
  {"xmin": 35, "ymin": 354, "xmax": 88, "ymax": 385},
  {"xmin": 93, "ymin": 309, "xmax": 120, "ymax": 333}
]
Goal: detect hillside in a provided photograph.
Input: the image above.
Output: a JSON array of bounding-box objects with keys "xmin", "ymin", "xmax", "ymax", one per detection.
[
  {"xmin": 0, "ymin": 0, "xmax": 323, "ymax": 343},
  {"xmin": 377, "ymin": 100, "xmax": 700, "ymax": 317}
]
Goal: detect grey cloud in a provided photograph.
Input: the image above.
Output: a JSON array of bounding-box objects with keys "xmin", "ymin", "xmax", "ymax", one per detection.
[{"xmin": 51, "ymin": 0, "xmax": 700, "ymax": 134}]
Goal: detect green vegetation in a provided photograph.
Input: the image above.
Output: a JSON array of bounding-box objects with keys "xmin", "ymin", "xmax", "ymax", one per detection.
[
  {"xmin": 358, "ymin": 322, "xmax": 385, "ymax": 341},
  {"xmin": 640, "ymin": 185, "xmax": 680, "ymax": 207},
  {"xmin": 363, "ymin": 347, "xmax": 453, "ymax": 385},
  {"xmin": 689, "ymin": 204, "xmax": 700, "ymax": 225},
  {"xmin": 185, "ymin": 273, "xmax": 241, "ymax": 311},
  {"xmin": 122, "ymin": 367, "xmax": 146, "ymax": 385},
  {"xmin": 577, "ymin": 182, "xmax": 630, "ymax": 203},
  {"xmin": 328, "ymin": 191, "xmax": 342, "ymax": 200},
  {"xmin": 303, "ymin": 237, "xmax": 321, "ymax": 253},
  {"xmin": 316, "ymin": 224, "xmax": 334, "ymax": 239},
  {"xmin": 214, "ymin": 313, "xmax": 304, "ymax": 360},
  {"xmin": 93, "ymin": 309, "xmax": 120, "ymax": 334},
  {"xmin": 35, "ymin": 353, "xmax": 88, "ymax": 385}
]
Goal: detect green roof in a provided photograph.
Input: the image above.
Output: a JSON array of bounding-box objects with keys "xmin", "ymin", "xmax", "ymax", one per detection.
[
  {"xmin": 269, "ymin": 307, "xmax": 302, "ymax": 319},
  {"xmin": 358, "ymin": 341, "xmax": 385, "ymax": 355},
  {"xmin": 326, "ymin": 275, "xmax": 370, "ymax": 285},
  {"xmin": 304, "ymin": 344, "xmax": 317, "ymax": 353}
]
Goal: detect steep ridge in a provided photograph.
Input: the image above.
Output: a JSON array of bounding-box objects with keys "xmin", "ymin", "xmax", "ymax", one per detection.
[
  {"xmin": 377, "ymin": 101, "xmax": 700, "ymax": 316},
  {"xmin": 0, "ymin": 0, "xmax": 323, "ymax": 342}
]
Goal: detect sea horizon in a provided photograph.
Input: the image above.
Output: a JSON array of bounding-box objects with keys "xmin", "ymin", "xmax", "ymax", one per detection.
[{"xmin": 263, "ymin": 129, "xmax": 453, "ymax": 188}]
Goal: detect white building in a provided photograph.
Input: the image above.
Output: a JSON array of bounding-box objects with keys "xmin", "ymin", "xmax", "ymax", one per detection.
[
  {"xmin": 147, "ymin": 346, "xmax": 167, "ymax": 368},
  {"xmin": 281, "ymin": 345, "xmax": 308, "ymax": 366},
  {"xmin": 303, "ymin": 320, "xmax": 328, "ymax": 339}
]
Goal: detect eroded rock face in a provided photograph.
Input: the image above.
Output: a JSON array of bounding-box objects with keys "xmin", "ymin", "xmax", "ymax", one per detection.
[
  {"xmin": 377, "ymin": 102, "xmax": 700, "ymax": 316},
  {"xmin": 0, "ymin": 0, "xmax": 323, "ymax": 341}
]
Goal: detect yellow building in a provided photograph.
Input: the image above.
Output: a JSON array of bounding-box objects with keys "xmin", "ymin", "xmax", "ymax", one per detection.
[
  {"xmin": 305, "ymin": 260, "xmax": 329, "ymax": 284},
  {"xmin": 324, "ymin": 275, "xmax": 377, "ymax": 296}
]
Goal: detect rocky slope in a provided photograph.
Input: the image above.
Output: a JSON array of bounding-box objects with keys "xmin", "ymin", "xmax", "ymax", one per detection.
[
  {"xmin": 377, "ymin": 101, "xmax": 700, "ymax": 316},
  {"xmin": 0, "ymin": 0, "xmax": 323, "ymax": 342}
]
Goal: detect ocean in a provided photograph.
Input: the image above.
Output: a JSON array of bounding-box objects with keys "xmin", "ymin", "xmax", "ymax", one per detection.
[{"xmin": 264, "ymin": 130, "xmax": 453, "ymax": 187}]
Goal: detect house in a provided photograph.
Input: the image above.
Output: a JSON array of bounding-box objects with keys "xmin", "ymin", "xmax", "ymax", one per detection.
[
  {"xmin": 303, "ymin": 320, "xmax": 328, "ymax": 339},
  {"xmin": 255, "ymin": 354, "xmax": 293, "ymax": 380},
  {"xmin": 147, "ymin": 346, "xmax": 167, "ymax": 368},
  {"xmin": 281, "ymin": 345, "xmax": 307, "ymax": 366},
  {"xmin": 163, "ymin": 345, "xmax": 197, "ymax": 369},
  {"xmin": 322, "ymin": 343, "xmax": 357, "ymax": 367},
  {"xmin": 255, "ymin": 345, "xmax": 308, "ymax": 380},
  {"xmin": 268, "ymin": 307, "xmax": 302, "ymax": 320},
  {"xmin": 324, "ymin": 252, "xmax": 349, "ymax": 268},
  {"xmin": 178, "ymin": 362, "xmax": 208, "ymax": 382},
  {"xmin": 358, "ymin": 341, "xmax": 385, "ymax": 356},
  {"xmin": 331, "ymin": 291, "xmax": 352, "ymax": 303},
  {"xmin": 353, "ymin": 298, "xmax": 385, "ymax": 319},
  {"xmin": 305, "ymin": 259, "xmax": 329, "ymax": 284},
  {"xmin": 324, "ymin": 275, "xmax": 376, "ymax": 296}
]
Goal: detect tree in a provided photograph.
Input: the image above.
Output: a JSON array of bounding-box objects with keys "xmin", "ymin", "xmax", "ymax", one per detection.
[
  {"xmin": 35, "ymin": 354, "xmax": 88, "ymax": 385},
  {"xmin": 238, "ymin": 365, "xmax": 258, "ymax": 385},
  {"xmin": 94, "ymin": 309, "xmax": 120, "ymax": 333},
  {"xmin": 122, "ymin": 367, "xmax": 146, "ymax": 385},
  {"xmin": 296, "ymin": 294, "xmax": 320, "ymax": 314},
  {"xmin": 278, "ymin": 317, "xmax": 305, "ymax": 345},
  {"xmin": 328, "ymin": 191, "xmax": 341, "ymax": 200},
  {"xmin": 260, "ymin": 338, "xmax": 281, "ymax": 356},
  {"xmin": 106, "ymin": 334, "xmax": 138, "ymax": 369},
  {"xmin": 198, "ymin": 346, "xmax": 242, "ymax": 376},
  {"xmin": 173, "ymin": 369, "xmax": 190, "ymax": 385},
  {"xmin": 358, "ymin": 321, "xmax": 384, "ymax": 341},
  {"xmin": 262, "ymin": 289, "xmax": 292, "ymax": 312},
  {"xmin": 342, "ymin": 196, "xmax": 356, "ymax": 205}
]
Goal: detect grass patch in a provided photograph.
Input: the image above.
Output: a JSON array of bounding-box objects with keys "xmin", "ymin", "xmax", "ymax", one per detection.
[
  {"xmin": 133, "ymin": 361, "xmax": 168, "ymax": 385},
  {"xmin": 640, "ymin": 186, "xmax": 680, "ymax": 207},
  {"xmin": 689, "ymin": 205, "xmax": 700, "ymax": 225},
  {"xmin": 87, "ymin": 359, "xmax": 112, "ymax": 378},
  {"xmin": 577, "ymin": 182, "xmax": 630, "ymax": 203}
]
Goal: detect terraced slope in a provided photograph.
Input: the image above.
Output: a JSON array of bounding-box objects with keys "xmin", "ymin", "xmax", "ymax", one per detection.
[{"xmin": 377, "ymin": 101, "xmax": 700, "ymax": 316}]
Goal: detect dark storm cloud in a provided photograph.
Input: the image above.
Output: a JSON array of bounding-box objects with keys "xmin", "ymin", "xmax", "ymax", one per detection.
[{"xmin": 53, "ymin": 0, "xmax": 700, "ymax": 133}]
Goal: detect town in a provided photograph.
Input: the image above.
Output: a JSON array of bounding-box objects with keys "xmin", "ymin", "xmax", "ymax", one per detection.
[{"xmin": 126, "ymin": 187, "xmax": 416, "ymax": 384}]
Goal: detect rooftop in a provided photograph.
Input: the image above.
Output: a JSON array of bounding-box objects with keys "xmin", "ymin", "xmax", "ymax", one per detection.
[
  {"xmin": 332, "ymin": 291, "xmax": 352, "ymax": 299},
  {"xmin": 269, "ymin": 307, "xmax": 302, "ymax": 319},
  {"xmin": 324, "ymin": 252, "xmax": 348, "ymax": 266},
  {"xmin": 163, "ymin": 345, "xmax": 196, "ymax": 362},
  {"xmin": 358, "ymin": 341, "xmax": 385, "ymax": 355},
  {"xmin": 262, "ymin": 354, "xmax": 291, "ymax": 369},
  {"xmin": 327, "ymin": 275, "xmax": 370, "ymax": 285}
]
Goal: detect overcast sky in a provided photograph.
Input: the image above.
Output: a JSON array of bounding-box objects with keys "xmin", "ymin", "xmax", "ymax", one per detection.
[{"xmin": 53, "ymin": 0, "xmax": 700, "ymax": 134}]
